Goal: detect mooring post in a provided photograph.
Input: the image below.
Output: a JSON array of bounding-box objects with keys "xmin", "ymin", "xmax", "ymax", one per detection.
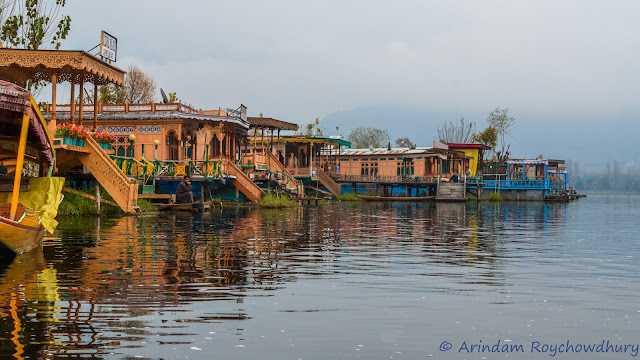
[{"xmin": 96, "ymin": 184, "xmax": 101, "ymax": 216}]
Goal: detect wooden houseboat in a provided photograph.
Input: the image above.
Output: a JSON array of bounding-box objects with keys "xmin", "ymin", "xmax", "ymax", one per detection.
[
  {"xmin": 44, "ymin": 103, "xmax": 265, "ymax": 203},
  {"xmin": 0, "ymin": 80, "xmax": 64, "ymax": 254},
  {"xmin": 319, "ymin": 142, "xmax": 471, "ymax": 199}
]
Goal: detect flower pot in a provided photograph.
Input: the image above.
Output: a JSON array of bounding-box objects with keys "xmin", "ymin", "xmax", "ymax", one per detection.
[
  {"xmin": 61, "ymin": 137, "xmax": 75, "ymax": 145},
  {"xmin": 99, "ymin": 143, "xmax": 111, "ymax": 150},
  {"xmin": 74, "ymin": 139, "xmax": 85, "ymax": 147}
]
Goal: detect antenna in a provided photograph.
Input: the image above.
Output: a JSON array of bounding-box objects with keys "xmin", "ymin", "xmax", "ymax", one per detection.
[{"xmin": 160, "ymin": 88, "xmax": 169, "ymax": 104}]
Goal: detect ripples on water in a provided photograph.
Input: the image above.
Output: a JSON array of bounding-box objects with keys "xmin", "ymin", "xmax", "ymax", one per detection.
[{"xmin": 1, "ymin": 195, "xmax": 640, "ymax": 359}]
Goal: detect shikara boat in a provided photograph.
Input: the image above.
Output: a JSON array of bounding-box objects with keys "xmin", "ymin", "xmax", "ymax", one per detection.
[
  {"xmin": 357, "ymin": 195, "xmax": 435, "ymax": 201},
  {"xmin": 0, "ymin": 80, "xmax": 64, "ymax": 254}
]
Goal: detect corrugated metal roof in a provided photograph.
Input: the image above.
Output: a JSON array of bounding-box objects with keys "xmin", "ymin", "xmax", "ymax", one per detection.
[
  {"xmin": 323, "ymin": 146, "xmax": 434, "ymax": 156},
  {"xmin": 44, "ymin": 111, "xmax": 250, "ymax": 129}
]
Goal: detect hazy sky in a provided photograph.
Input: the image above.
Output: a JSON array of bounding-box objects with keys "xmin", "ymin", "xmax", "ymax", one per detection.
[{"xmin": 57, "ymin": 1, "xmax": 640, "ymax": 169}]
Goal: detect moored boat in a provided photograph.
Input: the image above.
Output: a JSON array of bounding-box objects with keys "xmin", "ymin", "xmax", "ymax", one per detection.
[
  {"xmin": 357, "ymin": 195, "xmax": 434, "ymax": 201},
  {"xmin": 0, "ymin": 80, "xmax": 64, "ymax": 254}
]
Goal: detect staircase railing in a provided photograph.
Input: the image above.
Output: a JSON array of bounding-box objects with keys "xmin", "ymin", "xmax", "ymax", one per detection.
[
  {"xmin": 220, "ymin": 158, "xmax": 263, "ymax": 204},
  {"xmin": 316, "ymin": 168, "xmax": 341, "ymax": 198},
  {"xmin": 79, "ymin": 136, "xmax": 138, "ymax": 213}
]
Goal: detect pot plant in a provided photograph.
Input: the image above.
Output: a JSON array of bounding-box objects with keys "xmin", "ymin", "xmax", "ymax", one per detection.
[{"xmin": 55, "ymin": 123, "xmax": 88, "ymax": 147}]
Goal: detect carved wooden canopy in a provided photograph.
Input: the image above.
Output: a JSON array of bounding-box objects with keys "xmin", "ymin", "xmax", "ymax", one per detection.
[{"xmin": 0, "ymin": 49, "xmax": 125, "ymax": 86}]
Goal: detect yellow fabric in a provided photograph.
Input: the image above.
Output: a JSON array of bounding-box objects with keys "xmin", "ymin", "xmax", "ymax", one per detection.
[
  {"xmin": 459, "ymin": 149, "xmax": 479, "ymax": 176},
  {"xmin": 0, "ymin": 177, "xmax": 64, "ymax": 234}
]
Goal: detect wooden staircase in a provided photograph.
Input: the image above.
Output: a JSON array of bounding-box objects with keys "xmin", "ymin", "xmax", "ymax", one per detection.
[
  {"xmin": 221, "ymin": 158, "xmax": 264, "ymax": 204},
  {"xmin": 76, "ymin": 136, "xmax": 139, "ymax": 213},
  {"xmin": 266, "ymin": 151, "xmax": 304, "ymax": 197},
  {"xmin": 435, "ymin": 181, "xmax": 466, "ymax": 201},
  {"xmin": 316, "ymin": 168, "xmax": 341, "ymax": 198}
]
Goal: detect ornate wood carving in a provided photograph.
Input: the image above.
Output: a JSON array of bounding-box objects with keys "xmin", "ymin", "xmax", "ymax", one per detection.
[
  {"xmin": 221, "ymin": 158, "xmax": 263, "ymax": 204},
  {"xmin": 0, "ymin": 49, "xmax": 125, "ymax": 86},
  {"xmin": 77, "ymin": 136, "xmax": 138, "ymax": 213}
]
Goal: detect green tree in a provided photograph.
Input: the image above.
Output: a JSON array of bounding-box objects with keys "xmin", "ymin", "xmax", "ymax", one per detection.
[
  {"xmin": 395, "ymin": 137, "xmax": 414, "ymax": 148},
  {"xmin": 0, "ymin": 0, "xmax": 71, "ymax": 50},
  {"xmin": 487, "ymin": 108, "xmax": 516, "ymax": 161},
  {"xmin": 347, "ymin": 126, "xmax": 390, "ymax": 148},
  {"xmin": 437, "ymin": 117, "xmax": 476, "ymax": 143},
  {"xmin": 471, "ymin": 126, "xmax": 498, "ymax": 158}
]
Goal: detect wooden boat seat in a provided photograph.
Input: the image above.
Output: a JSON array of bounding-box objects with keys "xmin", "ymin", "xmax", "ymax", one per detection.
[
  {"xmin": 0, "ymin": 202, "xmax": 26, "ymax": 220},
  {"xmin": 0, "ymin": 176, "xmax": 30, "ymax": 192}
]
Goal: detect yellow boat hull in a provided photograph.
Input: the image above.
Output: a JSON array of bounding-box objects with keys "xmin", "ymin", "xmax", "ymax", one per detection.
[{"xmin": 0, "ymin": 214, "xmax": 44, "ymax": 254}]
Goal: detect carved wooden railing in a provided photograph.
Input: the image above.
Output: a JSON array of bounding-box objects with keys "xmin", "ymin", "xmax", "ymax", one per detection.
[
  {"xmin": 220, "ymin": 158, "xmax": 263, "ymax": 204},
  {"xmin": 77, "ymin": 136, "xmax": 139, "ymax": 213},
  {"xmin": 46, "ymin": 102, "xmax": 199, "ymax": 114},
  {"xmin": 316, "ymin": 168, "xmax": 341, "ymax": 198}
]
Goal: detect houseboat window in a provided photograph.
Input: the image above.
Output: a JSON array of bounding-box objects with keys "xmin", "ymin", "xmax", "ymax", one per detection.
[
  {"xmin": 379, "ymin": 158, "xmax": 386, "ymax": 161},
  {"xmin": 388, "ymin": 157, "xmax": 395, "ymax": 161},
  {"xmin": 340, "ymin": 158, "xmax": 349, "ymax": 161},
  {"xmin": 352, "ymin": 158, "xmax": 358, "ymax": 161},
  {"xmin": 115, "ymin": 136, "xmax": 130, "ymax": 157}
]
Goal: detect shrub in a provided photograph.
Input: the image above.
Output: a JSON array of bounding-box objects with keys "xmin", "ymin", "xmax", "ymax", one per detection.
[
  {"xmin": 260, "ymin": 193, "xmax": 296, "ymax": 208},
  {"xmin": 337, "ymin": 192, "xmax": 361, "ymax": 201}
]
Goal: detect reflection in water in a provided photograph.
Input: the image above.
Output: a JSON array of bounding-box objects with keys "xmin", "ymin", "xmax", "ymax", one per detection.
[{"xmin": 0, "ymin": 200, "xmax": 579, "ymax": 358}]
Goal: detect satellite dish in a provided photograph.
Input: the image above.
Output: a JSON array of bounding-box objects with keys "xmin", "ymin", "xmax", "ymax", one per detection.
[{"xmin": 160, "ymin": 88, "xmax": 169, "ymax": 104}]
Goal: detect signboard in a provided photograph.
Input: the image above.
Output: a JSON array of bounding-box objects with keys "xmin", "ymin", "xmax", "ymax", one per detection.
[
  {"xmin": 100, "ymin": 31, "xmax": 117, "ymax": 62},
  {"xmin": 240, "ymin": 104, "xmax": 247, "ymax": 121}
]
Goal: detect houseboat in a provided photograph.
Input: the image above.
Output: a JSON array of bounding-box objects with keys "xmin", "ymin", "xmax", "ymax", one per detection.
[{"xmin": 470, "ymin": 158, "xmax": 572, "ymax": 201}]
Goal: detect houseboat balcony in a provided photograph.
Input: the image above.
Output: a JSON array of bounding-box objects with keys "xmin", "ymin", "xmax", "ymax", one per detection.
[
  {"xmin": 289, "ymin": 167, "xmax": 312, "ymax": 177},
  {"xmin": 110, "ymin": 156, "xmax": 223, "ymax": 180}
]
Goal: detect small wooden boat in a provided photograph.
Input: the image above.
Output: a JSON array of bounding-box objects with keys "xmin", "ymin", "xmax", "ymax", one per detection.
[
  {"xmin": 0, "ymin": 80, "xmax": 64, "ymax": 254},
  {"xmin": 357, "ymin": 195, "xmax": 435, "ymax": 201},
  {"xmin": 157, "ymin": 201, "xmax": 211, "ymax": 212}
]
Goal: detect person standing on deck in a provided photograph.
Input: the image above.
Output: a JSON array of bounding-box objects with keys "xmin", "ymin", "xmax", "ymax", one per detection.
[
  {"xmin": 465, "ymin": 167, "xmax": 472, "ymax": 180},
  {"xmin": 176, "ymin": 176, "xmax": 194, "ymax": 204}
]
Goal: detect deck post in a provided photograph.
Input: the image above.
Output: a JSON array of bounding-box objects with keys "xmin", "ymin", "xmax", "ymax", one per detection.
[
  {"xmin": 70, "ymin": 78, "xmax": 76, "ymax": 125},
  {"xmin": 78, "ymin": 78, "xmax": 84, "ymax": 126},
  {"xmin": 50, "ymin": 72, "xmax": 57, "ymax": 135},
  {"xmin": 93, "ymin": 82, "xmax": 98, "ymax": 131}
]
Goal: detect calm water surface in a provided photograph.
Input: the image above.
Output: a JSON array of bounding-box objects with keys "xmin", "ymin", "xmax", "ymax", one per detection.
[{"xmin": 1, "ymin": 195, "xmax": 639, "ymax": 359}]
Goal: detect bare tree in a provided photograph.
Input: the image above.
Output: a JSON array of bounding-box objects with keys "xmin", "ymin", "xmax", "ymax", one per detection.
[
  {"xmin": 487, "ymin": 108, "xmax": 516, "ymax": 162},
  {"xmin": 123, "ymin": 65, "xmax": 157, "ymax": 103},
  {"xmin": 93, "ymin": 65, "xmax": 157, "ymax": 104},
  {"xmin": 437, "ymin": 117, "xmax": 475, "ymax": 143}
]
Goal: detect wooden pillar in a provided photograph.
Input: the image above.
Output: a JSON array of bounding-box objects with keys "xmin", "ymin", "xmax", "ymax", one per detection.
[
  {"xmin": 69, "ymin": 78, "xmax": 76, "ymax": 125},
  {"xmin": 270, "ymin": 127, "xmax": 274, "ymax": 152},
  {"xmin": 50, "ymin": 72, "xmax": 57, "ymax": 135},
  {"xmin": 93, "ymin": 82, "xmax": 98, "ymax": 131},
  {"xmin": 78, "ymin": 78, "xmax": 84, "ymax": 126}
]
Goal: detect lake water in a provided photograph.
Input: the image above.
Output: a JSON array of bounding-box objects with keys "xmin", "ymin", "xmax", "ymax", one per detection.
[{"xmin": 1, "ymin": 195, "xmax": 639, "ymax": 359}]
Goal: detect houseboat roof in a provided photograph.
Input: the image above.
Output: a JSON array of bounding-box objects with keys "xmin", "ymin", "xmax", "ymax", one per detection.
[
  {"xmin": 264, "ymin": 136, "xmax": 351, "ymax": 148},
  {"xmin": 446, "ymin": 143, "xmax": 492, "ymax": 150},
  {"xmin": 322, "ymin": 146, "xmax": 455, "ymax": 159},
  {"xmin": 0, "ymin": 49, "xmax": 125, "ymax": 86},
  {"xmin": 44, "ymin": 111, "xmax": 250, "ymax": 129},
  {"xmin": 247, "ymin": 117, "xmax": 299, "ymax": 131}
]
